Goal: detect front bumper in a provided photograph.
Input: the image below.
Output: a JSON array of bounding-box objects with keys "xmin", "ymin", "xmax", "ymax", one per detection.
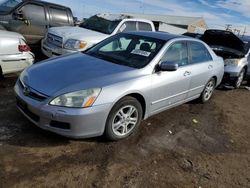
[
  {"xmin": 14, "ymin": 81, "xmax": 112, "ymax": 138},
  {"xmin": 41, "ymin": 39, "xmax": 77, "ymax": 58},
  {"xmin": 222, "ymin": 65, "xmax": 244, "ymax": 85}
]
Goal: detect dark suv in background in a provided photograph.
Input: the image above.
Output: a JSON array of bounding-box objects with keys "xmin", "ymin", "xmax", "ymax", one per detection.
[{"xmin": 0, "ymin": 0, "xmax": 74, "ymax": 45}]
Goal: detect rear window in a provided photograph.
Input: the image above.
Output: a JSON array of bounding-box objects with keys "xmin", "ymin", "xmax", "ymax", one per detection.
[
  {"xmin": 190, "ymin": 41, "xmax": 212, "ymax": 64},
  {"xmin": 138, "ymin": 22, "xmax": 152, "ymax": 31},
  {"xmin": 49, "ymin": 6, "xmax": 69, "ymax": 24}
]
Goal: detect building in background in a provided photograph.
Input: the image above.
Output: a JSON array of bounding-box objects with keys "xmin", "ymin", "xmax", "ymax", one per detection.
[{"xmin": 124, "ymin": 13, "xmax": 208, "ymax": 34}]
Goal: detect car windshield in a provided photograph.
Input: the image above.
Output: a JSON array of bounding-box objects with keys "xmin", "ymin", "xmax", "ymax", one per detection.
[
  {"xmin": 85, "ymin": 33, "xmax": 166, "ymax": 69},
  {"xmin": 0, "ymin": 0, "xmax": 21, "ymax": 14},
  {"xmin": 80, "ymin": 15, "xmax": 121, "ymax": 35}
]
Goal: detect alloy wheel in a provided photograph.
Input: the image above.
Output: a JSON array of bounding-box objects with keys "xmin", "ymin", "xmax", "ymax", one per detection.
[
  {"xmin": 204, "ymin": 80, "xmax": 215, "ymax": 101},
  {"xmin": 112, "ymin": 105, "xmax": 139, "ymax": 137}
]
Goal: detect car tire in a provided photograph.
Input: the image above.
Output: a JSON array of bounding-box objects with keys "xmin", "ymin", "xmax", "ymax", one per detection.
[
  {"xmin": 104, "ymin": 96, "xmax": 143, "ymax": 141},
  {"xmin": 0, "ymin": 66, "xmax": 4, "ymax": 80},
  {"xmin": 247, "ymin": 79, "xmax": 250, "ymax": 86},
  {"xmin": 199, "ymin": 78, "xmax": 216, "ymax": 103},
  {"xmin": 233, "ymin": 69, "xmax": 245, "ymax": 89}
]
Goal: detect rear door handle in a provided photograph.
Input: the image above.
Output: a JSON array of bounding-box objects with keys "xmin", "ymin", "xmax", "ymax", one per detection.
[{"xmin": 184, "ymin": 71, "xmax": 191, "ymax": 76}]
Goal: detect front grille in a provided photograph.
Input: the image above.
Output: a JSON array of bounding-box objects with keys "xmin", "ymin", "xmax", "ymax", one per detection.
[
  {"xmin": 50, "ymin": 121, "xmax": 70, "ymax": 130},
  {"xmin": 16, "ymin": 97, "xmax": 40, "ymax": 122},
  {"xmin": 19, "ymin": 80, "xmax": 48, "ymax": 101},
  {"xmin": 46, "ymin": 33, "xmax": 63, "ymax": 47}
]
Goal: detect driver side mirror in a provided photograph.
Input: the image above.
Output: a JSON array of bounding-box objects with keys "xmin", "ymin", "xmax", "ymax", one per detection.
[{"xmin": 159, "ymin": 61, "xmax": 178, "ymax": 71}]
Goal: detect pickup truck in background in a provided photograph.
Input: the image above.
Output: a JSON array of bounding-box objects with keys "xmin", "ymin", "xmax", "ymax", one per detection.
[
  {"xmin": 0, "ymin": 30, "xmax": 34, "ymax": 79},
  {"xmin": 0, "ymin": 0, "xmax": 74, "ymax": 45},
  {"xmin": 41, "ymin": 14, "xmax": 156, "ymax": 57}
]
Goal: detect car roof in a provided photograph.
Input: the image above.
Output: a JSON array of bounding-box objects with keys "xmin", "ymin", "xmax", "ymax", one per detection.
[
  {"xmin": 126, "ymin": 31, "xmax": 187, "ymax": 41},
  {"xmin": 23, "ymin": 0, "xmax": 70, "ymax": 9}
]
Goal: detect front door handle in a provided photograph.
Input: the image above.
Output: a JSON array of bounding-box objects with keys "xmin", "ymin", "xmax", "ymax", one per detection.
[{"xmin": 184, "ymin": 71, "xmax": 191, "ymax": 76}]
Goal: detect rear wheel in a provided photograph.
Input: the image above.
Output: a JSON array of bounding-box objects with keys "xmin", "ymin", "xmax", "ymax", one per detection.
[
  {"xmin": 199, "ymin": 78, "xmax": 216, "ymax": 103},
  {"xmin": 233, "ymin": 69, "xmax": 245, "ymax": 89},
  {"xmin": 104, "ymin": 96, "xmax": 143, "ymax": 141}
]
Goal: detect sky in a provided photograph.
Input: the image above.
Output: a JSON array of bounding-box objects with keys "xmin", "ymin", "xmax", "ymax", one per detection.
[{"xmin": 49, "ymin": 0, "xmax": 250, "ymax": 35}]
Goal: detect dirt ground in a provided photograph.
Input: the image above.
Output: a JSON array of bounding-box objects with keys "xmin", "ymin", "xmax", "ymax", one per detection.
[{"xmin": 0, "ymin": 75, "xmax": 250, "ymax": 188}]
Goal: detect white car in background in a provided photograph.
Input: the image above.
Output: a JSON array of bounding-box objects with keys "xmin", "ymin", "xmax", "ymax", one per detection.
[
  {"xmin": 0, "ymin": 30, "xmax": 34, "ymax": 78},
  {"xmin": 41, "ymin": 13, "xmax": 155, "ymax": 57}
]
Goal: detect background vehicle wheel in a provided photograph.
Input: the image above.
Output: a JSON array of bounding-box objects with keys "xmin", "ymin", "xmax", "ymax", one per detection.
[
  {"xmin": 247, "ymin": 79, "xmax": 250, "ymax": 86},
  {"xmin": 105, "ymin": 96, "xmax": 143, "ymax": 141},
  {"xmin": 200, "ymin": 78, "xmax": 216, "ymax": 103},
  {"xmin": 233, "ymin": 69, "xmax": 245, "ymax": 89}
]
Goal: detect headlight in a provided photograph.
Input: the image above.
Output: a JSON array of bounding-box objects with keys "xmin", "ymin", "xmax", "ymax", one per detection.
[
  {"xmin": 64, "ymin": 39, "xmax": 87, "ymax": 50},
  {"xmin": 224, "ymin": 59, "xmax": 241, "ymax": 66},
  {"xmin": 50, "ymin": 88, "xmax": 101, "ymax": 108}
]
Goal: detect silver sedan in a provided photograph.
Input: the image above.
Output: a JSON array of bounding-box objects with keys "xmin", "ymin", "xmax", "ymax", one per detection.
[{"xmin": 15, "ymin": 32, "xmax": 224, "ymax": 140}]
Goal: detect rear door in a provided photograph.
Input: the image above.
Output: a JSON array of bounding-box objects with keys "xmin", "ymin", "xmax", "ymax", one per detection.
[
  {"xmin": 187, "ymin": 41, "xmax": 214, "ymax": 98},
  {"xmin": 150, "ymin": 41, "xmax": 191, "ymax": 114}
]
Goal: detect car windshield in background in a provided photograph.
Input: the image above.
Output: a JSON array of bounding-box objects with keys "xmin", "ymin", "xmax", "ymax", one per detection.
[
  {"xmin": 85, "ymin": 33, "xmax": 165, "ymax": 69},
  {"xmin": 0, "ymin": 0, "xmax": 21, "ymax": 14},
  {"xmin": 80, "ymin": 15, "xmax": 121, "ymax": 34}
]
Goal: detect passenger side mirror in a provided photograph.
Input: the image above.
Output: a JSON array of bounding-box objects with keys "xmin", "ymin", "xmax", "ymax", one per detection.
[{"xmin": 159, "ymin": 61, "xmax": 178, "ymax": 71}]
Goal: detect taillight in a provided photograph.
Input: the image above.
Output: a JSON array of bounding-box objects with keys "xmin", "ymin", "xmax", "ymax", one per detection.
[{"xmin": 18, "ymin": 44, "xmax": 31, "ymax": 52}]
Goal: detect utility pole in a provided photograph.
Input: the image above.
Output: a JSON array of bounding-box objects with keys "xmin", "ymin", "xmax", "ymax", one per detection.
[
  {"xmin": 140, "ymin": 0, "xmax": 145, "ymax": 14},
  {"xmin": 225, "ymin": 24, "xmax": 232, "ymax": 31},
  {"xmin": 242, "ymin": 26, "xmax": 247, "ymax": 37}
]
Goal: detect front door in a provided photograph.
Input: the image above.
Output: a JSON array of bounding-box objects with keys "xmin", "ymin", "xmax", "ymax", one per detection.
[
  {"xmin": 9, "ymin": 2, "xmax": 47, "ymax": 45},
  {"xmin": 150, "ymin": 41, "xmax": 191, "ymax": 114}
]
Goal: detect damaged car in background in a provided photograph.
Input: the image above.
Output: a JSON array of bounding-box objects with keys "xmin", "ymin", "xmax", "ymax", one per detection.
[
  {"xmin": 201, "ymin": 30, "xmax": 250, "ymax": 88},
  {"xmin": 0, "ymin": 30, "xmax": 34, "ymax": 79},
  {"xmin": 15, "ymin": 32, "xmax": 224, "ymax": 140}
]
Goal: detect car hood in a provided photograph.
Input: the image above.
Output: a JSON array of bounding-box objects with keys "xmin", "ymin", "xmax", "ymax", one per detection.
[
  {"xmin": 23, "ymin": 53, "xmax": 140, "ymax": 96},
  {"xmin": 49, "ymin": 26, "xmax": 109, "ymax": 43},
  {"xmin": 201, "ymin": 30, "xmax": 246, "ymax": 54}
]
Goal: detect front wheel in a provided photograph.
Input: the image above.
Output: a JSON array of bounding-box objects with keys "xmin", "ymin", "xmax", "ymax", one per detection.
[
  {"xmin": 200, "ymin": 78, "xmax": 216, "ymax": 103},
  {"xmin": 233, "ymin": 69, "xmax": 245, "ymax": 89},
  {"xmin": 104, "ymin": 96, "xmax": 143, "ymax": 141}
]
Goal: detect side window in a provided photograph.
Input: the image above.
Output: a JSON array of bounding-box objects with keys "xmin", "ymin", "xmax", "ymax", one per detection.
[
  {"xmin": 118, "ymin": 21, "xmax": 136, "ymax": 33},
  {"xmin": 190, "ymin": 41, "xmax": 212, "ymax": 64},
  {"xmin": 162, "ymin": 42, "xmax": 188, "ymax": 66},
  {"xmin": 49, "ymin": 6, "xmax": 69, "ymax": 24},
  {"xmin": 100, "ymin": 37, "xmax": 132, "ymax": 52},
  {"xmin": 21, "ymin": 4, "xmax": 45, "ymax": 22},
  {"xmin": 138, "ymin": 22, "xmax": 152, "ymax": 31}
]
